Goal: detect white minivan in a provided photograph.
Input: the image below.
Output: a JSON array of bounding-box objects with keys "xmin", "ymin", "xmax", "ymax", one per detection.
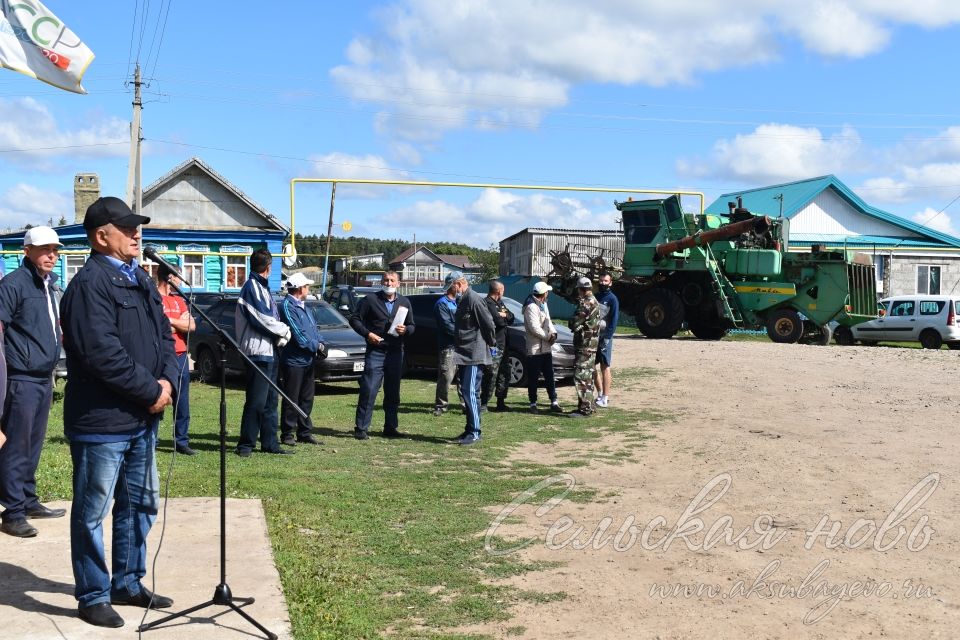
[{"xmin": 840, "ymin": 295, "xmax": 960, "ymax": 349}]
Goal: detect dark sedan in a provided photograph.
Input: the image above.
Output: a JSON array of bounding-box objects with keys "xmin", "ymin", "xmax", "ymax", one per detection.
[
  {"xmin": 404, "ymin": 293, "xmax": 575, "ymax": 385},
  {"xmin": 189, "ymin": 297, "xmax": 367, "ymax": 383}
]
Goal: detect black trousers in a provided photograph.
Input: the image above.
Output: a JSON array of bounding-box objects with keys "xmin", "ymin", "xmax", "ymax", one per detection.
[
  {"xmin": 280, "ymin": 363, "xmax": 315, "ymax": 440},
  {"xmin": 0, "ymin": 377, "xmax": 52, "ymax": 522}
]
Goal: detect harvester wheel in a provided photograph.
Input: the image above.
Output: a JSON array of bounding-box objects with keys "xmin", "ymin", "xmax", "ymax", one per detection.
[
  {"xmin": 687, "ymin": 317, "xmax": 728, "ymax": 340},
  {"xmin": 766, "ymin": 308, "xmax": 804, "ymax": 344},
  {"xmin": 834, "ymin": 325, "xmax": 854, "ymax": 346},
  {"xmin": 635, "ymin": 288, "xmax": 684, "ymax": 339},
  {"xmin": 919, "ymin": 329, "xmax": 943, "ymax": 350}
]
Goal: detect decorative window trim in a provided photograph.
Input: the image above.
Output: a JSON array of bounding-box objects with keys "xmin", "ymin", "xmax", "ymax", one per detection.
[
  {"xmin": 221, "ymin": 244, "xmax": 253, "ymax": 254},
  {"xmin": 176, "ymin": 243, "xmax": 210, "ymax": 253}
]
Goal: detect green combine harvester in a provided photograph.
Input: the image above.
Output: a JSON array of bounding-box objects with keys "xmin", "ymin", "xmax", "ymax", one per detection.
[{"xmin": 548, "ymin": 195, "xmax": 878, "ymax": 344}]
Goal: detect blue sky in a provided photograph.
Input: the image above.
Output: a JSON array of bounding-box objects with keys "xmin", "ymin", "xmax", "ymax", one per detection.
[{"xmin": 3, "ymin": 1, "xmax": 960, "ymax": 249}]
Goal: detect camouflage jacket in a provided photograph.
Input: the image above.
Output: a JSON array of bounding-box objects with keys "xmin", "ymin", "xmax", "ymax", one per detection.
[{"xmin": 569, "ymin": 294, "xmax": 601, "ymax": 350}]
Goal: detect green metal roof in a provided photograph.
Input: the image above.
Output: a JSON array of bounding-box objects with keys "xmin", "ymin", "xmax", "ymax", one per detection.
[{"xmin": 705, "ymin": 175, "xmax": 960, "ymax": 249}]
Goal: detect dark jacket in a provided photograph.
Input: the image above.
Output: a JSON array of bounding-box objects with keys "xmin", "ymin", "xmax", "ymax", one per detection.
[
  {"xmin": 453, "ymin": 288, "xmax": 496, "ymax": 366},
  {"xmin": 279, "ymin": 296, "xmax": 324, "ymax": 367},
  {"xmin": 434, "ymin": 295, "xmax": 457, "ymax": 349},
  {"xmin": 596, "ymin": 289, "xmax": 619, "ymax": 341},
  {"xmin": 0, "ymin": 258, "xmax": 62, "ymax": 380},
  {"xmin": 349, "ymin": 290, "xmax": 415, "ymax": 352},
  {"xmin": 483, "ymin": 295, "xmax": 514, "ymax": 349},
  {"xmin": 59, "ymin": 253, "xmax": 179, "ymax": 437}
]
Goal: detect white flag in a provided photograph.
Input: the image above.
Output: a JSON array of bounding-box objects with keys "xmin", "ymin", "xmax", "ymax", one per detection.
[{"xmin": 0, "ymin": 0, "xmax": 94, "ymax": 94}]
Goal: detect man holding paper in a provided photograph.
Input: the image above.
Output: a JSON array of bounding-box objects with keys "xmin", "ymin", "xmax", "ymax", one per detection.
[{"xmin": 349, "ymin": 270, "xmax": 415, "ymax": 440}]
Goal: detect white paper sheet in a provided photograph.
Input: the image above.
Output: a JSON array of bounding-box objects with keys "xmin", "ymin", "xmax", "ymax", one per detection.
[{"xmin": 387, "ymin": 306, "xmax": 408, "ymax": 337}]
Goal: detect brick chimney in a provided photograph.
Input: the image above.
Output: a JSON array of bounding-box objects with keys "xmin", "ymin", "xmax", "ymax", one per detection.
[{"xmin": 74, "ymin": 173, "xmax": 100, "ymax": 224}]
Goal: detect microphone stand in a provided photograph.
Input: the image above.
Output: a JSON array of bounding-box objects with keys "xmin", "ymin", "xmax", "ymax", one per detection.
[{"xmin": 138, "ymin": 278, "xmax": 308, "ymax": 640}]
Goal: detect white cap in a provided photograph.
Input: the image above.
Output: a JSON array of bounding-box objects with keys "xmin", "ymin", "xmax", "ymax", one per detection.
[
  {"xmin": 23, "ymin": 226, "xmax": 63, "ymax": 248},
  {"xmin": 533, "ymin": 281, "xmax": 552, "ymax": 295},
  {"xmin": 286, "ymin": 272, "xmax": 315, "ymax": 289},
  {"xmin": 577, "ymin": 276, "xmax": 592, "ymax": 289}
]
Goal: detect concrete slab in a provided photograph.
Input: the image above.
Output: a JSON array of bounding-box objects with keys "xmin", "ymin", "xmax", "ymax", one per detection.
[{"xmin": 0, "ymin": 498, "xmax": 292, "ymax": 640}]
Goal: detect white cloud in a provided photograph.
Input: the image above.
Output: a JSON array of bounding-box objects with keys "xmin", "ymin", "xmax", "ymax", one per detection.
[
  {"xmin": 0, "ymin": 183, "xmax": 72, "ymax": 230},
  {"xmin": 677, "ymin": 124, "xmax": 864, "ymax": 183},
  {"xmin": 0, "ymin": 98, "xmax": 128, "ymax": 172},
  {"xmin": 303, "ymin": 151, "xmax": 417, "ymax": 198},
  {"xmin": 911, "ymin": 207, "xmax": 959, "ymax": 237},
  {"xmin": 331, "ymin": 1, "xmax": 960, "ymax": 143},
  {"xmin": 376, "ymin": 188, "xmax": 616, "ymax": 246},
  {"xmin": 859, "ymin": 162, "xmax": 960, "ymax": 204}
]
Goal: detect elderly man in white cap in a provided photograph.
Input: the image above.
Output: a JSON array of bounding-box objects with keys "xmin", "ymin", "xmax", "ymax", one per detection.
[
  {"xmin": 522, "ymin": 280, "xmax": 562, "ymax": 414},
  {"xmin": 278, "ymin": 272, "xmax": 326, "ymax": 446},
  {"xmin": 0, "ymin": 226, "xmax": 66, "ymax": 538}
]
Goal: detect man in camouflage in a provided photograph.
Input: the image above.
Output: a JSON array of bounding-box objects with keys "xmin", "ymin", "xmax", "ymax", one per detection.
[{"xmin": 568, "ymin": 277, "xmax": 601, "ymax": 417}]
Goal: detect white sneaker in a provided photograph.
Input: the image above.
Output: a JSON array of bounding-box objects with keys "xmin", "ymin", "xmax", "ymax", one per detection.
[{"xmin": 596, "ymin": 396, "xmax": 608, "ymax": 408}]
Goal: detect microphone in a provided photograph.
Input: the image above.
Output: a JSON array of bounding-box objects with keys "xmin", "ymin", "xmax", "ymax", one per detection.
[{"xmin": 143, "ymin": 246, "xmax": 187, "ymax": 282}]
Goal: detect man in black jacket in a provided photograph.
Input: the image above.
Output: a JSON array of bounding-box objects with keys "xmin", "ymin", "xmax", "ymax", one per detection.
[
  {"xmin": 0, "ymin": 226, "xmax": 66, "ymax": 538},
  {"xmin": 349, "ymin": 270, "xmax": 415, "ymax": 439},
  {"xmin": 480, "ymin": 280, "xmax": 514, "ymax": 413},
  {"xmin": 60, "ymin": 197, "xmax": 178, "ymax": 629}
]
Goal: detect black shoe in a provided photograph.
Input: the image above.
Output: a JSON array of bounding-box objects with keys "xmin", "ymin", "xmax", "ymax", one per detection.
[
  {"xmin": 111, "ymin": 587, "xmax": 174, "ymax": 609},
  {"xmin": 175, "ymin": 445, "xmax": 196, "ymax": 456},
  {"xmin": 263, "ymin": 448, "xmax": 295, "ymax": 455},
  {"xmin": 528, "ymin": 403, "xmax": 538, "ymax": 414},
  {"xmin": 79, "ymin": 602, "xmax": 124, "ymax": 628},
  {"xmin": 297, "ymin": 435, "xmax": 322, "ymax": 445},
  {"xmin": 432, "ymin": 407, "xmax": 445, "ymax": 417},
  {"xmin": 26, "ymin": 504, "xmax": 66, "ymax": 519},
  {"xmin": 281, "ymin": 434, "xmax": 297, "ymax": 446},
  {"xmin": 453, "ymin": 431, "xmax": 470, "ymax": 441},
  {"xmin": 1, "ymin": 519, "xmax": 38, "ymax": 537},
  {"xmin": 235, "ymin": 449, "xmax": 252, "ymax": 457},
  {"xmin": 354, "ymin": 429, "xmax": 369, "ymax": 440},
  {"xmin": 382, "ymin": 430, "xmax": 406, "ymax": 439},
  {"xmin": 549, "ymin": 402, "xmax": 563, "ymax": 413},
  {"xmin": 494, "ymin": 400, "xmax": 508, "ymax": 412},
  {"xmin": 479, "ymin": 404, "xmax": 489, "ymax": 413}
]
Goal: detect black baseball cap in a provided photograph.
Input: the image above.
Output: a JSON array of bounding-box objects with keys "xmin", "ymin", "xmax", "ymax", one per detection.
[{"xmin": 83, "ymin": 196, "xmax": 151, "ymax": 230}]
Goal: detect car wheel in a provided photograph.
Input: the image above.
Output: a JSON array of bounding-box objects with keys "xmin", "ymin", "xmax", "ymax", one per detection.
[
  {"xmin": 506, "ymin": 351, "xmax": 527, "ymax": 386},
  {"xmin": 815, "ymin": 323, "xmax": 833, "ymax": 346},
  {"xmin": 919, "ymin": 329, "xmax": 943, "ymax": 350},
  {"xmin": 947, "ymin": 342, "xmax": 960, "ymax": 350},
  {"xmin": 766, "ymin": 308, "xmax": 804, "ymax": 344},
  {"xmin": 196, "ymin": 347, "xmax": 222, "ymax": 383},
  {"xmin": 833, "ymin": 325, "xmax": 854, "ymax": 346}
]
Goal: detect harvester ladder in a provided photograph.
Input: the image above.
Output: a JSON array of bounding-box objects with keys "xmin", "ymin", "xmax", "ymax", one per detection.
[{"xmin": 704, "ymin": 246, "xmax": 743, "ymax": 324}]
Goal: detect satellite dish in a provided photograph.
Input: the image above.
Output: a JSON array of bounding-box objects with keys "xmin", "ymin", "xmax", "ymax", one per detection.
[
  {"xmin": 341, "ymin": 221, "xmax": 353, "ymax": 232},
  {"xmin": 282, "ymin": 243, "xmax": 298, "ymax": 268}
]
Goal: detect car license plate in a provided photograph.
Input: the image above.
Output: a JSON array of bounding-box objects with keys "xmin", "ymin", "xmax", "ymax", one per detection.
[{"xmin": 353, "ymin": 361, "xmax": 365, "ymax": 372}]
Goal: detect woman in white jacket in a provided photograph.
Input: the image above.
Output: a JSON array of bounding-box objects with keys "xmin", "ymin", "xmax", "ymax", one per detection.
[{"xmin": 523, "ymin": 282, "xmax": 562, "ymax": 413}]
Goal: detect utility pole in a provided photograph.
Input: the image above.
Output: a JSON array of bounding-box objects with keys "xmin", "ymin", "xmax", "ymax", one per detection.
[
  {"xmin": 321, "ymin": 182, "xmax": 337, "ymax": 290},
  {"xmin": 125, "ymin": 64, "xmax": 143, "ymax": 214}
]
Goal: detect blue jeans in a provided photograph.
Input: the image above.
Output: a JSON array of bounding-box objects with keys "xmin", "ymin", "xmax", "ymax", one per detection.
[
  {"xmin": 69, "ymin": 430, "xmax": 159, "ymax": 608},
  {"xmin": 459, "ymin": 364, "xmax": 483, "ymax": 436},
  {"xmin": 0, "ymin": 377, "xmax": 52, "ymax": 522},
  {"xmin": 173, "ymin": 353, "xmax": 191, "ymax": 447},
  {"xmin": 355, "ymin": 349, "xmax": 403, "ymax": 433},
  {"xmin": 238, "ymin": 358, "xmax": 280, "ymax": 453}
]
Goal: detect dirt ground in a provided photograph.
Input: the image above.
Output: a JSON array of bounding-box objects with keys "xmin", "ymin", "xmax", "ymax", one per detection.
[{"xmin": 464, "ymin": 337, "xmax": 959, "ymax": 639}]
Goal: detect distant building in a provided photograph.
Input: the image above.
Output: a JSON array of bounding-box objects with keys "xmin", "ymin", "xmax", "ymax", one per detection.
[
  {"xmin": 0, "ymin": 157, "xmax": 289, "ymax": 291},
  {"xmin": 706, "ymin": 175, "xmax": 960, "ymax": 297},
  {"xmin": 498, "ymin": 228, "xmax": 624, "ymax": 277},
  {"xmin": 350, "ymin": 252, "xmax": 385, "ymax": 267},
  {"xmin": 388, "ymin": 246, "xmax": 482, "ymax": 286}
]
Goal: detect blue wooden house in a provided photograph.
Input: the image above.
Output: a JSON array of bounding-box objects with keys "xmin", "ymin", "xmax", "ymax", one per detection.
[
  {"xmin": 0, "ymin": 158, "xmax": 289, "ymax": 291},
  {"xmin": 705, "ymin": 175, "xmax": 960, "ymax": 297}
]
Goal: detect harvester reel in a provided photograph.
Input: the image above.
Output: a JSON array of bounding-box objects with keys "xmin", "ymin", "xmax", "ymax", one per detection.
[{"xmin": 548, "ymin": 250, "xmax": 574, "ymax": 278}]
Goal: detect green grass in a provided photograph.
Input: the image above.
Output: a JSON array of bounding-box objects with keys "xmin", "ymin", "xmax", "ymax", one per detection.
[{"xmin": 40, "ymin": 374, "xmax": 662, "ymax": 639}]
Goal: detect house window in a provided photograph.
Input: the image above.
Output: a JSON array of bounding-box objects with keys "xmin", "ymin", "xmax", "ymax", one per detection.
[
  {"xmin": 226, "ymin": 255, "xmax": 247, "ymax": 289},
  {"xmin": 179, "ymin": 254, "xmax": 204, "ymax": 288},
  {"xmin": 64, "ymin": 255, "xmax": 87, "ymax": 284},
  {"xmin": 916, "ymin": 265, "xmax": 941, "ymax": 295}
]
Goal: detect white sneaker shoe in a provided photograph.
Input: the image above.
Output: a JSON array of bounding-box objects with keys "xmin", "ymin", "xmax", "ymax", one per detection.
[{"xmin": 596, "ymin": 396, "xmax": 608, "ymax": 408}]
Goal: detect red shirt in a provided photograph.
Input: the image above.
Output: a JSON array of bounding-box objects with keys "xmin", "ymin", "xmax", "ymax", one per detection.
[{"xmin": 161, "ymin": 293, "xmax": 189, "ymax": 355}]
